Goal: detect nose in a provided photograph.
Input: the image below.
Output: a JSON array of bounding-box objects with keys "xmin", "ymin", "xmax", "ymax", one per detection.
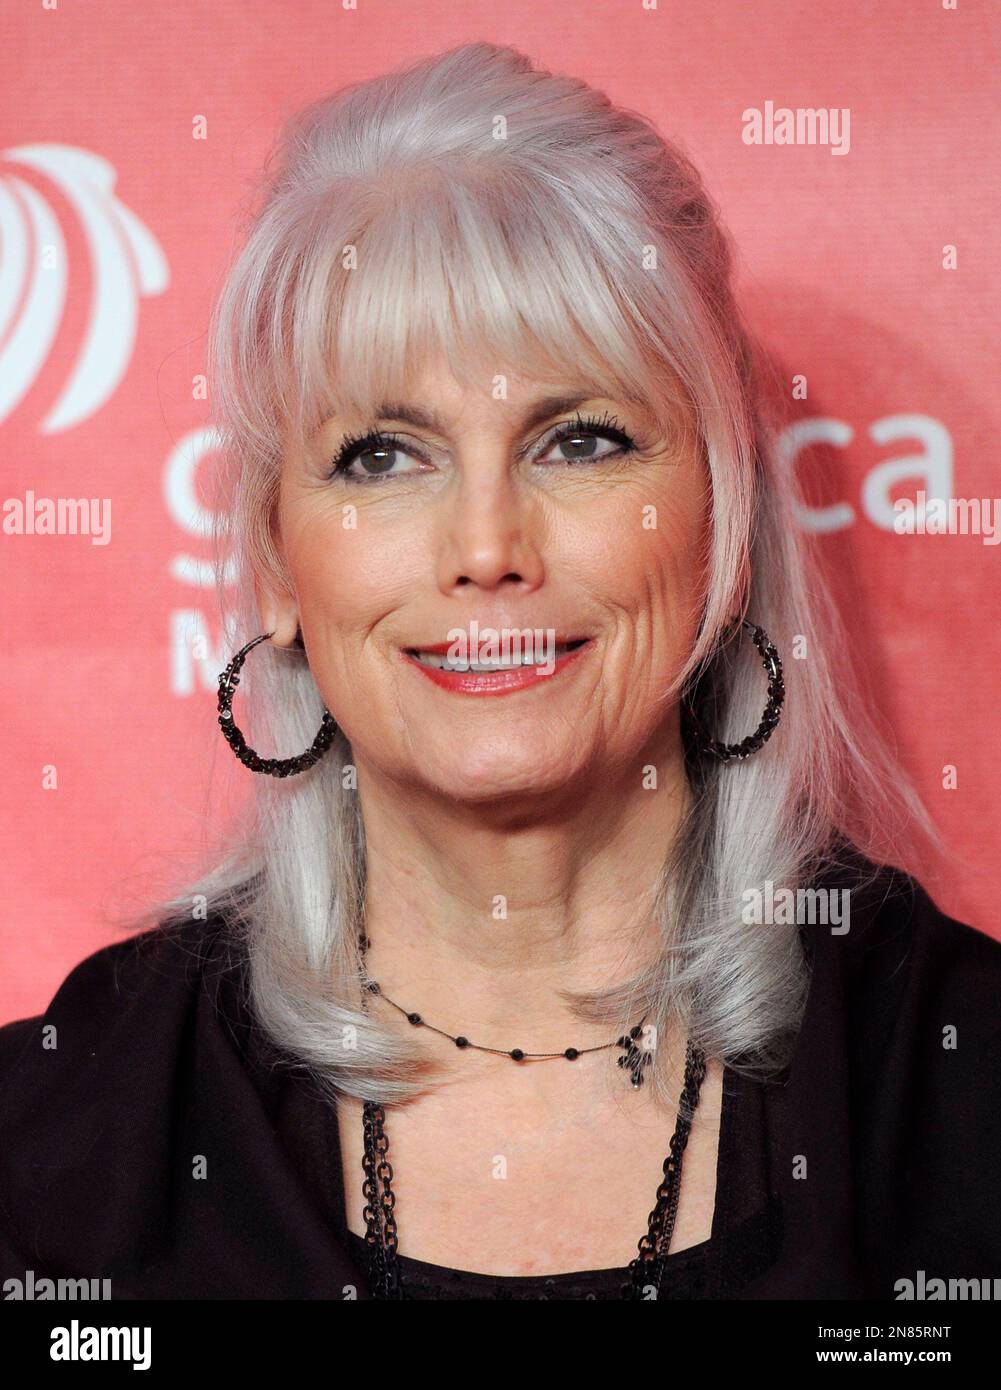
[{"xmin": 435, "ymin": 465, "xmax": 544, "ymax": 595}]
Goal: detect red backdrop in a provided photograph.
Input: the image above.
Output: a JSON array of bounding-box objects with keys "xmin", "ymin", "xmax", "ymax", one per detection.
[{"xmin": 2, "ymin": 0, "xmax": 999, "ymax": 1023}]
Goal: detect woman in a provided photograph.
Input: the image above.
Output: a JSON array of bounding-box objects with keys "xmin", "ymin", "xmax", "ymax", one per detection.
[{"xmin": 2, "ymin": 41, "xmax": 999, "ymax": 1303}]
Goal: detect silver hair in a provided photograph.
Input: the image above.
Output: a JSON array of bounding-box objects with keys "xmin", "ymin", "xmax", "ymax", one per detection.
[{"xmin": 140, "ymin": 42, "xmax": 943, "ymax": 1109}]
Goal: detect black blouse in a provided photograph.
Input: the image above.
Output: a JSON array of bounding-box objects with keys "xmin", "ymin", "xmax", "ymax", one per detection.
[
  {"xmin": 335, "ymin": 991, "xmax": 783, "ymax": 1299},
  {"xmin": 2, "ymin": 848, "xmax": 1000, "ymax": 1300},
  {"xmin": 340, "ymin": 1069, "xmax": 781, "ymax": 1300}
]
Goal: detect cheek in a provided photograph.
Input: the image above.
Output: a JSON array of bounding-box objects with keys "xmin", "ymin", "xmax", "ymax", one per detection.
[
  {"xmin": 283, "ymin": 507, "xmax": 422, "ymax": 634},
  {"xmin": 567, "ymin": 472, "xmax": 708, "ymax": 621}
]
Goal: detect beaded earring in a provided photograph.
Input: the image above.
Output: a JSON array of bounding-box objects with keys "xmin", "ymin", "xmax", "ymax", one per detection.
[
  {"xmin": 684, "ymin": 620, "xmax": 785, "ymax": 761},
  {"xmin": 217, "ymin": 631, "xmax": 336, "ymax": 776}
]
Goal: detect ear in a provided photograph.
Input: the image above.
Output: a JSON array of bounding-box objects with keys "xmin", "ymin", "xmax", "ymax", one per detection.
[{"xmin": 254, "ymin": 572, "xmax": 300, "ymax": 648}]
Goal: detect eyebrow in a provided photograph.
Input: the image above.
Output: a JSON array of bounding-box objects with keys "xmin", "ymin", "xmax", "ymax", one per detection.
[{"xmin": 368, "ymin": 394, "xmax": 599, "ymax": 435}]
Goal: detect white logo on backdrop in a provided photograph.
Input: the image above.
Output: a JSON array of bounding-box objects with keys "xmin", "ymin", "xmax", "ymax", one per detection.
[
  {"xmin": 779, "ymin": 414, "xmax": 954, "ymax": 531},
  {"xmin": 0, "ymin": 143, "xmax": 169, "ymax": 431}
]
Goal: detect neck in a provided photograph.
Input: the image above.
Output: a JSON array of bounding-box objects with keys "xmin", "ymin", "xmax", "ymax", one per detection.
[{"xmin": 353, "ymin": 734, "xmax": 693, "ymax": 1054}]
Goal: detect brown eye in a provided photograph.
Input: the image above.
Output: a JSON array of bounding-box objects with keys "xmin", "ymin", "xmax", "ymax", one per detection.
[
  {"xmin": 537, "ymin": 414, "xmax": 637, "ymax": 466},
  {"xmin": 328, "ymin": 431, "xmax": 426, "ymax": 482},
  {"xmin": 542, "ymin": 432, "xmax": 614, "ymax": 463},
  {"xmin": 352, "ymin": 444, "xmax": 402, "ymax": 476}
]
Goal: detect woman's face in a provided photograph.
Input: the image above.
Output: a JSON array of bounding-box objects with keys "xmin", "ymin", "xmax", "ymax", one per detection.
[{"xmin": 264, "ymin": 356, "xmax": 709, "ymax": 803}]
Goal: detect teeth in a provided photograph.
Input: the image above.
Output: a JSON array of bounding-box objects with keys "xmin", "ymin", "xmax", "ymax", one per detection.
[{"xmin": 412, "ymin": 643, "xmax": 577, "ymax": 672}]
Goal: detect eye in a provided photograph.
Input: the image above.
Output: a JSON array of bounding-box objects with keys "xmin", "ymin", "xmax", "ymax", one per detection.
[
  {"xmin": 326, "ymin": 411, "xmax": 639, "ymax": 482},
  {"xmin": 536, "ymin": 412, "xmax": 638, "ymax": 465},
  {"xmin": 327, "ymin": 430, "xmax": 428, "ymax": 483}
]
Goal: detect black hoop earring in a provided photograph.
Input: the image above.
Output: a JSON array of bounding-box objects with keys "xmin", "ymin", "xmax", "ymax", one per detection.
[
  {"xmin": 217, "ymin": 632, "xmax": 337, "ymax": 777},
  {"xmin": 684, "ymin": 619, "xmax": 785, "ymax": 762}
]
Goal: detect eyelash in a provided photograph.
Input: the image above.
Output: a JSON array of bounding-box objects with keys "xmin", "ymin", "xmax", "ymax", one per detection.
[{"xmin": 326, "ymin": 411, "xmax": 639, "ymax": 483}]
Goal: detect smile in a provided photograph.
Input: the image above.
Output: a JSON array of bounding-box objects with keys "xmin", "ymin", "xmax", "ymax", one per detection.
[{"xmin": 401, "ymin": 638, "xmax": 593, "ymax": 695}]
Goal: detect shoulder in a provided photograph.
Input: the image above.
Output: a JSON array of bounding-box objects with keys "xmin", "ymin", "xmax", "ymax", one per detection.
[
  {"xmin": 0, "ymin": 911, "xmax": 256, "ymax": 1274},
  {"xmin": 803, "ymin": 843, "xmax": 1001, "ymax": 1107},
  {"xmin": 794, "ymin": 843, "xmax": 1001, "ymax": 1100},
  {"xmin": 802, "ymin": 848, "xmax": 1001, "ymax": 1270},
  {"xmin": 807, "ymin": 842, "xmax": 1001, "ymax": 987},
  {"xmin": 0, "ymin": 912, "xmax": 243, "ymax": 1105}
]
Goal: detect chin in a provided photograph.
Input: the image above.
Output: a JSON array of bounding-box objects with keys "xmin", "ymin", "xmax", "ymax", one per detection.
[{"xmin": 422, "ymin": 745, "xmax": 589, "ymax": 805}]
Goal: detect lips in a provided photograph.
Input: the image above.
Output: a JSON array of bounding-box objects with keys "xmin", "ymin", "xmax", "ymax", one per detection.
[
  {"xmin": 400, "ymin": 636, "xmax": 594, "ymax": 696},
  {"xmin": 405, "ymin": 637, "xmax": 589, "ymax": 672},
  {"xmin": 405, "ymin": 636, "xmax": 589, "ymax": 658}
]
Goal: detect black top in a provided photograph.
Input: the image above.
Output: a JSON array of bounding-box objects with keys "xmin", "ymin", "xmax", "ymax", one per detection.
[
  {"xmin": 1, "ymin": 848, "xmax": 1000, "ymax": 1300},
  {"xmin": 341, "ymin": 1062, "xmax": 781, "ymax": 1300}
]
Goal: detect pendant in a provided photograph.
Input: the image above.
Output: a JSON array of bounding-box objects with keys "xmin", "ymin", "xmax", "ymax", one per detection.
[{"xmin": 617, "ymin": 1025, "xmax": 653, "ymax": 1088}]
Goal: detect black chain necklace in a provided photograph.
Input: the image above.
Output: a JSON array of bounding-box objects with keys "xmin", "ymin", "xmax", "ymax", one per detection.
[
  {"xmin": 355, "ymin": 931, "xmax": 708, "ymax": 1300},
  {"xmin": 357, "ymin": 933, "xmax": 656, "ymax": 1087}
]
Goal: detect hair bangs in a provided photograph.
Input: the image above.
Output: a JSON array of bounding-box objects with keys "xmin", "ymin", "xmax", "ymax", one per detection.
[{"xmin": 284, "ymin": 166, "xmax": 682, "ymax": 447}]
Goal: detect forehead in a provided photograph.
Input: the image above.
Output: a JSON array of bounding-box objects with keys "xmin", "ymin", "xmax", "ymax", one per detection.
[{"xmin": 311, "ymin": 345, "xmax": 664, "ymax": 432}]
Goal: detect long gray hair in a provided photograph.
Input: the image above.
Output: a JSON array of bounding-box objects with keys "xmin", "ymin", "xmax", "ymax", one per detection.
[{"xmin": 142, "ymin": 41, "xmax": 942, "ymax": 1108}]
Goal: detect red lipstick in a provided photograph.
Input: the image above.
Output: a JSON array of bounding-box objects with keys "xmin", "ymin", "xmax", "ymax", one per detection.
[{"xmin": 400, "ymin": 638, "xmax": 593, "ymax": 697}]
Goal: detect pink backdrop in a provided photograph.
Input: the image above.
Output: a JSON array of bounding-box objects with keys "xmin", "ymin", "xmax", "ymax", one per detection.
[{"xmin": 3, "ymin": 0, "xmax": 1000, "ymax": 1023}]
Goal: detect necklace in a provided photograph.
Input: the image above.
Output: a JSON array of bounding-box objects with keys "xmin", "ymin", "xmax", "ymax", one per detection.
[
  {"xmin": 354, "ymin": 931, "xmax": 708, "ymax": 1300},
  {"xmin": 357, "ymin": 932, "xmax": 655, "ymax": 1088}
]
